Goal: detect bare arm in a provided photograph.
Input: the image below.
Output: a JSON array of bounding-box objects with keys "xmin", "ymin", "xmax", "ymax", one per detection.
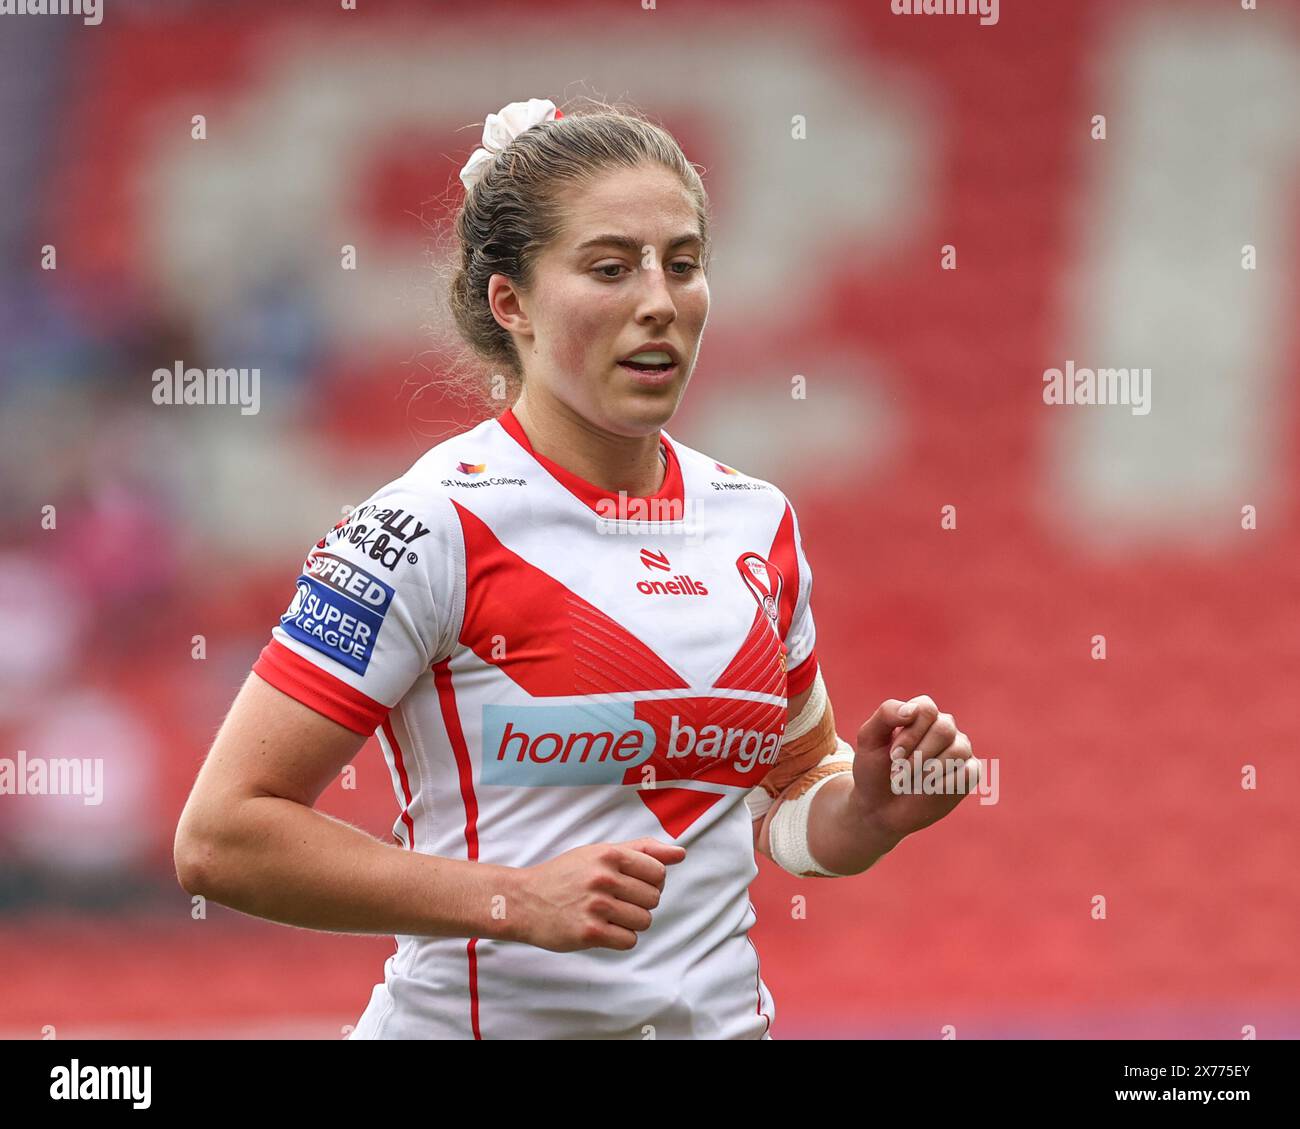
[
  {"xmin": 174, "ymin": 672, "xmax": 684, "ymax": 950},
  {"xmin": 173, "ymin": 672, "xmax": 521, "ymax": 938}
]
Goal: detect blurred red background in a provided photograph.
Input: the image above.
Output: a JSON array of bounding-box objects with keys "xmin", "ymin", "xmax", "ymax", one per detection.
[{"xmin": 1, "ymin": 0, "xmax": 1297, "ymax": 1038}]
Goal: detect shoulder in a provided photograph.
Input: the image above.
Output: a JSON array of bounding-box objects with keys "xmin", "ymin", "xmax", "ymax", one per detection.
[
  {"xmin": 340, "ymin": 415, "xmax": 508, "ymax": 526},
  {"xmin": 309, "ymin": 416, "xmax": 511, "ymax": 583},
  {"xmin": 663, "ymin": 429, "xmax": 799, "ymax": 519}
]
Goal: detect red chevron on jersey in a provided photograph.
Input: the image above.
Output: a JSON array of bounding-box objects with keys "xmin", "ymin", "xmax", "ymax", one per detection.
[
  {"xmin": 451, "ymin": 498, "xmax": 691, "ymax": 696},
  {"xmin": 713, "ymin": 606, "xmax": 788, "ymax": 697}
]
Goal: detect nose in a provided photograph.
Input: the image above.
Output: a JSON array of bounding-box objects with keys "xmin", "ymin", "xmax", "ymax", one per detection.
[{"xmin": 634, "ymin": 259, "xmax": 677, "ymax": 328}]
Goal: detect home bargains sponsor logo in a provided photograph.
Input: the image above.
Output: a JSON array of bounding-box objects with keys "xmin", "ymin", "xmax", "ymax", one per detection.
[
  {"xmin": 480, "ymin": 697, "xmax": 783, "ymax": 789},
  {"xmin": 483, "ymin": 703, "xmax": 656, "ymax": 786},
  {"xmin": 315, "ymin": 505, "xmax": 432, "ymax": 572},
  {"xmin": 280, "ymin": 553, "xmax": 394, "ymax": 674}
]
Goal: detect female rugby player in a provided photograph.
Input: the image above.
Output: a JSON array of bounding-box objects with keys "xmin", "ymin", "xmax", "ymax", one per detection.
[{"xmin": 174, "ymin": 97, "xmax": 979, "ymax": 1040}]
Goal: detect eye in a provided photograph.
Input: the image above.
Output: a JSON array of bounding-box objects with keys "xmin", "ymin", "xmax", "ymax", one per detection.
[
  {"xmin": 593, "ymin": 263, "xmax": 627, "ymax": 280},
  {"xmin": 670, "ymin": 261, "xmax": 701, "ymax": 276}
]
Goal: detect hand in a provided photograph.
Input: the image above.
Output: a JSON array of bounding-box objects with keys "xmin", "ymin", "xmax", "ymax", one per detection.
[
  {"xmin": 851, "ymin": 695, "xmax": 980, "ymax": 840},
  {"xmin": 514, "ymin": 837, "xmax": 686, "ymax": 953}
]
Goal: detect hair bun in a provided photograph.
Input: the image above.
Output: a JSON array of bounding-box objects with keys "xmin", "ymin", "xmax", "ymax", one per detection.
[{"xmin": 459, "ymin": 98, "xmax": 562, "ymax": 191}]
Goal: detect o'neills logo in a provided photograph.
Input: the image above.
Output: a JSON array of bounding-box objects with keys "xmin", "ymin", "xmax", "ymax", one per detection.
[
  {"xmin": 637, "ymin": 575, "xmax": 708, "ymax": 596},
  {"xmin": 636, "ymin": 548, "xmax": 708, "ymax": 596}
]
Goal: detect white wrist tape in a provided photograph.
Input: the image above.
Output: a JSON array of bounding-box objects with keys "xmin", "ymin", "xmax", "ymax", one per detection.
[{"xmin": 768, "ymin": 738, "xmax": 856, "ymax": 877}]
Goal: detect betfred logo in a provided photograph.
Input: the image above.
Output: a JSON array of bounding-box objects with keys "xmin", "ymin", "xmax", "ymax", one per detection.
[
  {"xmin": 636, "ymin": 547, "xmax": 708, "ymax": 596},
  {"xmin": 306, "ymin": 553, "xmax": 393, "ymax": 609}
]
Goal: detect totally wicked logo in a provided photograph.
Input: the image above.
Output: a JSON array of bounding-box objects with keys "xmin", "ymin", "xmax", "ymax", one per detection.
[
  {"xmin": 635, "ymin": 547, "xmax": 708, "ymax": 596},
  {"xmin": 314, "ymin": 504, "xmax": 431, "ymax": 572}
]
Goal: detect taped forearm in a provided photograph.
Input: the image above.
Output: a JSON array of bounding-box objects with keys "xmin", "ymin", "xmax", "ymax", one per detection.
[
  {"xmin": 745, "ymin": 668, "xmax": 835, "ymax": 822},
  {"xmin": 748, "ymin": 670, "xmax": 857, "ymax": 876},
  {"xmin": 766, "ymin": 738, "xmax": 857, "ymax": 876}
]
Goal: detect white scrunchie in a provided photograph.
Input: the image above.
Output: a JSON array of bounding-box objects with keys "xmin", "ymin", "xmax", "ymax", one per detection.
[{"xmin": 459, "ymin": 98, "xmax": 562, "ymax": 191}]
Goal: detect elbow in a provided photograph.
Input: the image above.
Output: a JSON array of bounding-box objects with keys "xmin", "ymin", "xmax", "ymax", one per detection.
[
  {"xmin": 173, "ymin": 809, "xmax": 224, "ymax": 897},
  {"xmin": 173, "ymin": 826, "xmax": 208, "ymax": 897}
]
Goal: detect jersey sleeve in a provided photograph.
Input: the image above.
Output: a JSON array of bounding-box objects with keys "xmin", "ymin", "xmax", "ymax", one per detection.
[
  {"xmin": 774, "ymin": 494, "xmax": 819, "ymax": 698},
  {"xmin": 251, "ymin": 477, "xmax": 463, "ymax": 735}
]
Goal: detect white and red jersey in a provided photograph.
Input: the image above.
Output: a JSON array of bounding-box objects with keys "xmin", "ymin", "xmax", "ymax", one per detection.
[{"xmin": 252, "ymin": 406, "xmax": 819, "ymax": 1039}]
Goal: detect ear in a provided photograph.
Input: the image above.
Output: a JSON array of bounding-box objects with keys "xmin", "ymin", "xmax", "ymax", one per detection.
[{"xmin": 487, "ymin": 273, "xmax": 531, "ymax": 336}]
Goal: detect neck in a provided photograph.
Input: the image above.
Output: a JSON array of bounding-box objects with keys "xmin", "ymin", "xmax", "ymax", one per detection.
[{"xmin": 509, "ymin": 390, "xmax": 666, "ymax": 496}]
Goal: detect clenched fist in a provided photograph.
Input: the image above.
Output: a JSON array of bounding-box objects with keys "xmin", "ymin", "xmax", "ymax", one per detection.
[{"xmin": 851, "ymin": 695, "xmax": 980, "ymax": 839}]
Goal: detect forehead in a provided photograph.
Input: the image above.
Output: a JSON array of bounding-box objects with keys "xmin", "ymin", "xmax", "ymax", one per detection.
[{"xmin": 558, "ymin": 164, "xmax": 700, "ymax": 246}]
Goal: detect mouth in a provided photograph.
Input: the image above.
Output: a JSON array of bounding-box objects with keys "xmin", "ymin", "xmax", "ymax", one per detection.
[
  {"xmin": 617, "ymin": 345, "xmax": 682, "ymax": 386},
  {"xmin": 616, "ymin": 358, "xmax": 680, "ymax": 386}
]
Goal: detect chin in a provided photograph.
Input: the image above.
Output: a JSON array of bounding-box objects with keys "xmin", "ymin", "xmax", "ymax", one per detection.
[
  {"xmin": 610, "ymin": 390, "xmax": 683, "ymax": 436},
  {"xmin": 604, "ymin": 369, "xmax": 689, "ymax": 428}
]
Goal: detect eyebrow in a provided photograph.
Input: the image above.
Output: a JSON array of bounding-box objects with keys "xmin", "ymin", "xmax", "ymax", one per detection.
[{"xmin": 573, "ymin": 233, "xmax": 703, "ymax": 254}]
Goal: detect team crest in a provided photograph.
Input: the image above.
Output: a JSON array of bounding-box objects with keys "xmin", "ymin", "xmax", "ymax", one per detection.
[{"xmin": 736, "ymin": 552, "xmax": 783, "ymax": 636}]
